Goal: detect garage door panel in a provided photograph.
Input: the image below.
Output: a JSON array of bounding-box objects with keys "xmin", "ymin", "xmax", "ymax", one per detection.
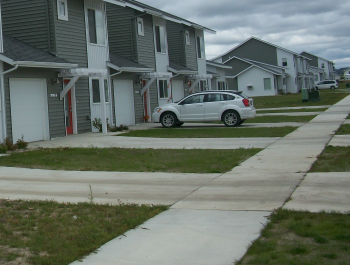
[{"xmin": 10, "ymin": 79, "xmax": 49, "ymax": 143}]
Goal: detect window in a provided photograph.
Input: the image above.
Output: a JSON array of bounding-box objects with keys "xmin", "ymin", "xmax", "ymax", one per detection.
[
  {"xmin": 197, "ymin": 36, "xmax": 205, "ymax": 59},
  {"xmin": 200, "ymin": 80, "xmax": 207, "ymax": 91},
  {"xmin": 264, "ymin": 78, "xmax": 272, "ymax": 90},
  {"xmin": 158, "ymin": 80, "xmax": 169, "ymax": 99},
  {"xmin": 57, "ymin": 0, "xmax": 68, "ymax": 21},
  {"xmin": 314, "ymin": 75, "xmax": 319, "ymax": 81},
  {"xmin": 137, "ymin": 18, "xmax": 144, "ymax": 36},
  {"xmin": 218, "ymin": 81, "xmax": 227, "ymax": 90},
  {"xmin": 181, "ymin": 94, "xmax": 204, "ymax": 105},
  {"xmin": 88, "ymin": 9, "xmax": 105, "ymax": 45},
  {"xmin": 92, "ymin": 79, "xmax": 109, "ymax": 103},
  {"xmin": 185, "ymin": 31, "xmax": 190, "ymax": 45},
  {"xmin": 155, "ymin": 26, "xmax": 166, "ymax": 53},
  {"xmin": 282, "ymin": 58, "xmax": 288, "ymax": 67},
  {"xmin": 321, "ymin": 63, "xmax": 325, "ymax": 69}
]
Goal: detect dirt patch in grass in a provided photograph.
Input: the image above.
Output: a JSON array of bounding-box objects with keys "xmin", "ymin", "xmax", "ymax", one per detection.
[
  {"xmin": 236, "ymin": 209, "xmax": 350, "ymax": 265},
  {"xmin": 310, "ymin": 146, "xmax": 350, "ymax": 172},
  {"xmin": 0, "ymin": 200, "xmax": 167, "ymax": 265},
  {"xmin": 0, "ymin": 148, "xmax": 261, "ymax": 173},
  {"xmin": 119, "ymin": 127, "xmax": 296, "ymax": 138}
]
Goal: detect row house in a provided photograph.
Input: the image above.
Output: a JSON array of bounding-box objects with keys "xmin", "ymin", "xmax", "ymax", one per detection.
[
  {"xmin": 211, "ymin": 37, "xmax": 314, "ymax": 96},
  {"xmin": 300, "ymin": 52, "xmax": 335, "ymax": 82},
  {"xmin": 0, "ymin": 0, "xmax": 214, "ymax": 143}
]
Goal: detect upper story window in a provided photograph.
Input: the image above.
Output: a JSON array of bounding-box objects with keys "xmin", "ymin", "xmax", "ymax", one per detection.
[
  {"xmin": 321, "ymin": 63, "xmax": 325, "ymax": 69},
  {"xmin": 88, "ymin": 9, "xmax": 105, "ymax": 45},
  {"xmin": 197, "ymin": 36, "xmax": 205, "ymax": 59},
  {"xmin": 137, "ymin": 18, "xmax": 144, "ymax": 36},
  {"xmin": 155, "ymin": 25, "xmax": 166, "ymax": 53},
  {"xmin": 185, "ymin": 31, "xmax": 190, "ymax": 45},
  {"xmin": 57, "ymin": 0, "xmax": 68, "ymax": 21},
  {"xmin": 282, "ymin": 58, "xmax": 287, "ymax": 67}
]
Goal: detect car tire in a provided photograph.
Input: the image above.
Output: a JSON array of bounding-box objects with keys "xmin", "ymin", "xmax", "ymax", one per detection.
[
  {"xmin": 222, "ymin": 110, "xmax": 241, "ymax": 127},
  {"xmin": 330, "ymin": 86, "xmax": 335, "ymax": 90},
  {"xmin": 160, "ymin": 112, "xmax": 177, "ymax": 128},
  {"xmin": 176, "ymin": 121, "xmax": 184, "ymax": 127},
  {"xmin": 315, "ymin": 86, "xmax": 319, "ymax": 90},
  {"xmin": 238, "ymin": 120, "xmax": 245, "ymax": 126}
]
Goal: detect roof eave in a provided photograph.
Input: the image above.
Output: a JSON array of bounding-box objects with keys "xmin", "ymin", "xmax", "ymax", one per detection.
[
  {"xmin": 107, "ymin": 62, "xmax": 154, "ymax": 73},
  {"xmin": 14, "ymin": 61, "xmax": 78, "ymax": 69}
]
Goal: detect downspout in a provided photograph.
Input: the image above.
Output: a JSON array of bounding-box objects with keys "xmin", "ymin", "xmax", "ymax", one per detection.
[
  {"xmin": 1, "ymin": 64, "xmax": 19, "ymax": 140},
  {"xmin": 110, "ymin": 70, "xmax": 123, "ymax": 78}
]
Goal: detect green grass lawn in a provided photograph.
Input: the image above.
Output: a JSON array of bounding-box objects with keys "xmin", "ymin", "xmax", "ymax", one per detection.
[
  {"xmin": 0, "ymin": 200, "xmax": 167, "ymax": 265},
  {"xmin": 310, "ymin": 146, "xmax": 350, "ymax": 172},
  {"xmin": 236, "ymin": 209, "xmax": 350, "ymax": 265},
  {"xmin": 257, "ymin": 108, "xmax": 327, "ymax": 114},
  {"xmin": 247, "ymin": 115, "xmax": 316, "ymax": 123},
  {"xmin": 120, "ymin": 127, "xmax": 296, "ymax": 138},
  {"xmin": 0, "ymin": 148, "xmax": 261, "ymax": 173},
  {"xmin": 253, "ymin": 89, "xmax": 349, "ymax": 109},
  {"xmin": 336, "ymin": 124, "xmax": 350, "ymax": 135}
]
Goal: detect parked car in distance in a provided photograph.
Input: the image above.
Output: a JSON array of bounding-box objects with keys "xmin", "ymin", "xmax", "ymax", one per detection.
[
  {"xmin": 152, "ymin": 91, "xmax": 256, "ymax": 128},
  {"xmin": 314, "ymin": 80, "xmax": 338, "ymax": 90}
]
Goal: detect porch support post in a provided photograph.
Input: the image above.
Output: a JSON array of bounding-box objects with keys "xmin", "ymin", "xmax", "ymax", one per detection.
[
  {"xmin": 99, "ymin": 76, "xmax": 108, "ymax": 134},
  {"xmin": 189, "ymin": 79, "xmax": 200, "ymax": 94}
]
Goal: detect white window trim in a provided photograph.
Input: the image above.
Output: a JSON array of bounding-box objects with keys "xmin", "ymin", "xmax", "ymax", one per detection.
[
  {"xmin": 57, "ymin": 0, "xmax": 68, "ymax": 21},
  {"xmin": 185, "ymin": 30, "xmax": 190, "ymax": 45},
  {"xmin": 87, "ymin": 8, "xmax": 106, "ymax": 46},
  {"xmin": 137, "ymin": 17, "xmax": 144, "ymax": 36},
  {"xmin": 91, "ymin": 78, "xmax": 110, "ymax": 104}
]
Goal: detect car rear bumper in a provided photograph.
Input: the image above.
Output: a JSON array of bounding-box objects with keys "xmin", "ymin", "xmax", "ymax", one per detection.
[{"xmin": 241, "ymin": 108, "xmax": 256, "ymax": 119}]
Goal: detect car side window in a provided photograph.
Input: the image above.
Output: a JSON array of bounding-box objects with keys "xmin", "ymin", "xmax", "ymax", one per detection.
[
  {"xmin": 223, "ymin": 94, "xmax": 235, "ymax": 101},
  {"xmin": 181, "ymin": 94, "xmax": 204, "ymax": 105},
  {"xmin": 205, "ymin": 94, "xmax": 222, "ymax": 102}
]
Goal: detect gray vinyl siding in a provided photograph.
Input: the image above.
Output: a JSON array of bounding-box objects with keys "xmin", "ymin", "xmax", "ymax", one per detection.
[
  {"xmin": 47, "ymin": 0, "xmax": 57, "ymax": 53},
  {"xmin": 106, "ymin": 4, "xmax": 137, "ymax": 61},
  {"xmin": 222, "ymin": 38, "xmax": 278, "ymax": 66},
  {"xmin": 2, "ymin": 0, "xmax": 51, "ymax": 52},
  {"xmin": 225, "ymin": 59, "xmax": 252, "ymax": 76},
  {"xmin": 54, "ymin": 0, "xmax": 88, "ymax": 67},
  {"xmin": 75, "ymin": 78, "xmax": 92, "ymax": 133},
  {"xmin": 300, "ymin": 52, "xmax": 318, "ymax": 68},
  {"xmin": 136, "ymin": 14, "xmax": 156, "ymax": 69},
  {"xmin": 149, "ymin": 82, "xmax": 158, "ymax": 115},
  {"xmin": 166, "ymin": 21, "xmax": 185, "ymax": 66},
  {"xmin": 228, "ymin": 78, "xmax": 238, "ymax": 91},
  {"xmin": 185, "ymin": 29, "xmax": 198, "ymax": 71},
  {"xmin": 3, "ymin": 67, "xmax": 65, "ymax": 141}
]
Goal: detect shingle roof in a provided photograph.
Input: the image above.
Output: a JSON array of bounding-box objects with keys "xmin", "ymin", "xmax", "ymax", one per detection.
[
  {"xmin": 2, "ymin": 34, "xmax": 72, "ymax": 64},
  {"xmin": 169, "ymin": 61, "xmax": 196, "ymax": 72},
  {"xmin": 109, "ymin": 52, "xmax": 150, "ymax": 69}
]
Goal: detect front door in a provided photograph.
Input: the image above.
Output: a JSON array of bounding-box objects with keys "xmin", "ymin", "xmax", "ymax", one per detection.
[{"xmin": 64, "ymin": 80, "xmax": 73, "ymax": 135}]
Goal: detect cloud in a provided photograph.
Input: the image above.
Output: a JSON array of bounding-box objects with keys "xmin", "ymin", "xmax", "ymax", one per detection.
[{"xmin": 140, "ymin": 0, "xmax": 350, "ymax": 68}]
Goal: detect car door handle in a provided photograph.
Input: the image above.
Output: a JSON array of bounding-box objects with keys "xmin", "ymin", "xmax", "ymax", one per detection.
[{"xmin": 197, "ymin": 104, "xmax": 203, "ymax": 106}]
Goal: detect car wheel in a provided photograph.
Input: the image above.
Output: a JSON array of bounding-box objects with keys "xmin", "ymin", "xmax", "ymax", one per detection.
[
  {"xmin": 223, "ymin": 110, "xmax": 241, "ymax": 127},
  {"xmin": 315, "ymin": 86, "xmax": 319, "ymax": 90},
  {"xmin": 160, "ymin": 112, "xmax": 177, "ymax": 128},
  {"xmin": 330, "ymin": 86, "xmax": 335, "ymax": 90},
  {"xmin": 176, "ymin": 121, "xmax": 184, "ymax": 127}
]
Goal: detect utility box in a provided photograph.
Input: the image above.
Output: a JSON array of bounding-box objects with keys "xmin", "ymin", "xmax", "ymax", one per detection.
[
  {"xmin": 308, "ymin": 90, "xmax": 320, "ymax": 102},
  {"xmin": 302, "ymin": 88, "xmax": 309, "ymax": 102},
  {"xmin": 346, "ymin": 83, "xmax": 350, "ymax": 88}
]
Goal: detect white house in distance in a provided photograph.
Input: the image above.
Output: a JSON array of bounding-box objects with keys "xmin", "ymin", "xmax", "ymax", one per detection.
[
  {"xmin": 301, "ymin": 52, "xmax": 335, "ymax": 82},
  {"xmin": 211, "ymin": 37, "xmax": 314, "ymax": 96},
  {"xmin": 206, "ymin": 61, "xmax": 232, "ymax": 90}
]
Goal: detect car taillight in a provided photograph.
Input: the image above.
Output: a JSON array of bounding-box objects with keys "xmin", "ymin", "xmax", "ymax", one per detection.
[{"xmin": 242, "ymin": 98, "xmax": 250, "ymax": 107}]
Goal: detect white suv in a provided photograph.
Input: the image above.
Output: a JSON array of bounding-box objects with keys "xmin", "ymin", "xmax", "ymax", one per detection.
[
  {"xmin": 152, "ymin": 91, "xmax": 256, "ymax": 128},
  {"xmin": 314, "ymin": 80, "xmax": 338, "ymax": 90}
]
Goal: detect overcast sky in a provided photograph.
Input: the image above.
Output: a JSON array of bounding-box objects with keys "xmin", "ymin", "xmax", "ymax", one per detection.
[{"xmin": 140, "ymin": 0, "xmax": 350, "ymax": 69}]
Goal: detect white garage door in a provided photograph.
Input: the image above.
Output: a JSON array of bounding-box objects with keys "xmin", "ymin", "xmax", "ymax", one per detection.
[
  {"xmin": 172, "ymin": 80, "xmax": 185, "ymax": 102},
  {"xmin": 114, "ymin": 80, "xmax": 135, "ymax": 126},
  {"xmin": 10, "ymin": 79, "xmax": 49, "ymax": 143}
]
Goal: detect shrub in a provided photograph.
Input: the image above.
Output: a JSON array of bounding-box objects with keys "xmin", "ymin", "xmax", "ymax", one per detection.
[
  {"xmin": 92, "ymin": 118, "xmax": 111, "ymax": 133},
  {"xmin": 110, "ymin": 124, "xmax": 129, "ymax": 132},
  {"xmin": 16, "ymin": 136, "xmax": 28, "ymax": 149},
  {"xmin": 0, "ymin": 144, "xmax": 7, "ymax": 154},
  {"xmin": 9, "ymin": 144, "xmax": 18, "ymax": 151},
  {"xmin": 4, "ymin": 138, "xmax": 13, "ymax": 150}
]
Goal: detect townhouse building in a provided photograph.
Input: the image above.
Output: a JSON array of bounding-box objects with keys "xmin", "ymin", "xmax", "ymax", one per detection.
[
  {"xmin": 211, "ymin": 37, "xmax": 314, "ymax": 96},
  {"xmin": 0, "ymin": 0, "xmax": 214, "ymax": 143},
  {"xmin": 300, "ymin": 52, "xmax": 335, "ymax": 82}
]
